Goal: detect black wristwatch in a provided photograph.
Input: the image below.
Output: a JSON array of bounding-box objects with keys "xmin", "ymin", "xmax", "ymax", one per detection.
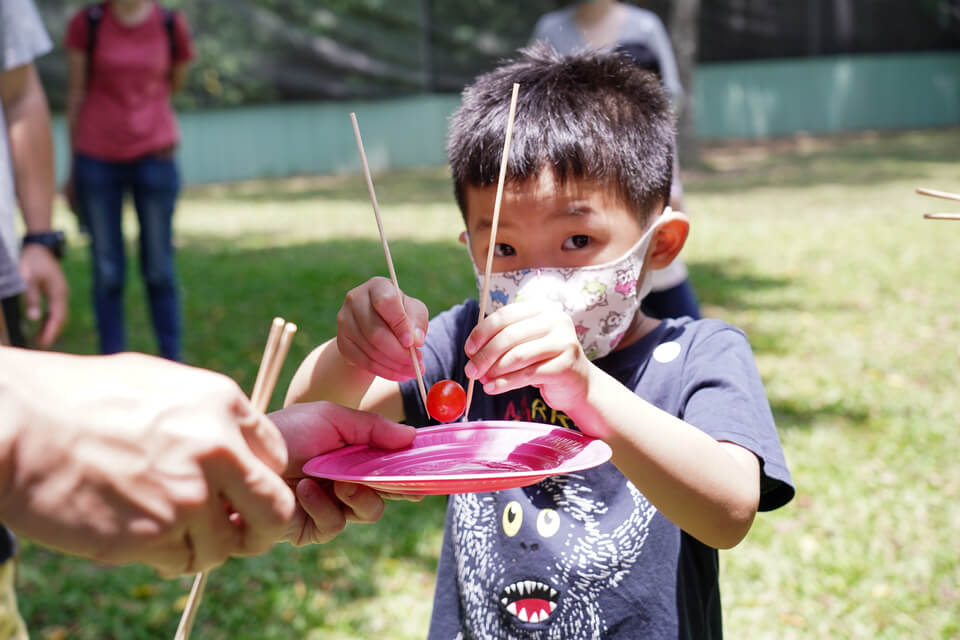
[{"xmin": 22, "ymin": 230, "xmax": 66, "ymax": 260}]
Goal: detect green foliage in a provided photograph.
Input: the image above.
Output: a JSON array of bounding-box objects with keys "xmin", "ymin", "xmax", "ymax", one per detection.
[{"xmin": 16, "ymin": 130, "xmax": 960, "ymax": 638}]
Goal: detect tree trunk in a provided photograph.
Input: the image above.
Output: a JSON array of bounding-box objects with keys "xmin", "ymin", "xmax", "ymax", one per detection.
[{"xmin": 668, "ymin": 0, "xmax": 701, "ymax": 167}]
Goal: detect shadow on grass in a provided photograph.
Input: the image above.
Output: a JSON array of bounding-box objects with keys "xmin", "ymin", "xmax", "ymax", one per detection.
[
  {"xmin": 689, "ymin": 128, "xmax": 960, "ymax": 194},
  {"xmin": 188, "ymin": 167, "xmax": 454, "ymax": 207},
  {"xmin": 769, "ymin": 396, "xmax": 872, "ymax": 432}
]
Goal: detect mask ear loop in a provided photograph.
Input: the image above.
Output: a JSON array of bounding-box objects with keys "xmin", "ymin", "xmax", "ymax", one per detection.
[{"xmin": 463, "ymin": 82, "xmax": 520, "ymax": 422}]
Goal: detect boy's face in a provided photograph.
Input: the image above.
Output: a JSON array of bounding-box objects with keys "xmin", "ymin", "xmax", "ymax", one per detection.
[{"xmin": 462, "ymin": 171, "xmax": 652, "ymax": 273}]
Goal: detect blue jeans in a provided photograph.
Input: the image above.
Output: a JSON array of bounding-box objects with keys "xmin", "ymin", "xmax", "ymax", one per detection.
[{"xmin": 75, "ymin": 153, "xmax": 183, "ymax": 361}]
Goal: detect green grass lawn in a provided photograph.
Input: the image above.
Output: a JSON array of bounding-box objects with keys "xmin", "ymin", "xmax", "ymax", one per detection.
[{"xmin": 17, "ymin": 128, "xmax": 960, "ymax": 639}]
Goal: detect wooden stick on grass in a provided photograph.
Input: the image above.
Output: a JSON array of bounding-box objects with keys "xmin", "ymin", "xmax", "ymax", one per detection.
[
  {"xmin": 174, "ymin": 317, "xmax": 297, "ymax": 640},
  {"xmin": 350, "ymin": 112, "xmax": 429, "ymax": 409},
  {"xmin": 462, "ymin": 82, "xmax": 521, "ymax": 422},
  {"xmin": 916, "ymin": 187, "xmax": 960, "ymax": 203}
]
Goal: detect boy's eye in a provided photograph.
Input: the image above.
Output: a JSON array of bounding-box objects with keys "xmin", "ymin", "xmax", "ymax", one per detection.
[
  {"xmin": 562, "ymin": 235, "xmax": 591, "ymax": 250},
  {"xmin": 494, "ymin": 243, "xmax": 516, "ymax": 257}
]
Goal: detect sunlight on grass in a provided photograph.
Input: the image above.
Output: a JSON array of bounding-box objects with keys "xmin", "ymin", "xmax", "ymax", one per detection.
[{"xmin": 19, "ymin": 129, "xmax": 960, "ymax": 639}]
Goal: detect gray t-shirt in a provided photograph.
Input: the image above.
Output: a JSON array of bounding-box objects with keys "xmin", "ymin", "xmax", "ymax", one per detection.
[
  {"xmin": 401, "ymin": 301, "xmax": 794, "ymax": 639},
  {"xmin": 0, "ymin": 0, "xmax": 53, "ymax": 298},
  {"xmin": 530, "ymin": 5, "xmax": 684, "ymax": 106}
]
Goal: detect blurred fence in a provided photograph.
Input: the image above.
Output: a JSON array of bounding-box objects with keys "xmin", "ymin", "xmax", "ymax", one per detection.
[{"xmin": 46, "ymin": 51, "xmax": 960, "ymax": 186}]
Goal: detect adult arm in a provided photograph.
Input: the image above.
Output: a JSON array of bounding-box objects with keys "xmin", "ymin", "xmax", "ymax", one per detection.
[
  {"xmin": 0, "ymin": 348, "xmax": 296, "ymax": 576},
  {"xmin": 0, "ymin": 63, "xmax": 67, "ymax": 346}
]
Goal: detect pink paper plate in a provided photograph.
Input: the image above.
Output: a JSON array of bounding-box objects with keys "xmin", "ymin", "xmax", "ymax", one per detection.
[{"xmin": 301, "ymin": 420, "xmax": 612, "ymax": 495}]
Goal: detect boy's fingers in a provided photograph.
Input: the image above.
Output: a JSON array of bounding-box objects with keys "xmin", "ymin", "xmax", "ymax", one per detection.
[
  {"xmin": 467, "ymin": 313, "xmax": 552, "ymax": 381},
  {"xmin": 339, "ymin": 333, "xmax": 416, "ymax": 381}
]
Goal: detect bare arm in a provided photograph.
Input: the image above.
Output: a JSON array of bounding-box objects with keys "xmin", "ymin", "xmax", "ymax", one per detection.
[
  {"xmin": 170, "ymin": 61, "xmax": 189, "ymax": 93},
  {"xmin": 0, "ymin": 63, "xmax": 54, "ymax": 234},
  {"xmin": 0, "ymin": 63, "xmax": 68, "ymax": 346},
  {"xmin": 577, "ymin": 368, "xmax": 761, "ymax": 549},
  {"xmin": 285, "ymin": 339, "xmax": 406, "ymax": 422},
  {"xmin": 66, "ymin": 50, "xmax": 87, "ymax": 145}
]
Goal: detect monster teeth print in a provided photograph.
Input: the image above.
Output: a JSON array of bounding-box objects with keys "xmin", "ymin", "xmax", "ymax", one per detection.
[{"xmin": 499, "ymin": 580, "xmax": 559, "ymax": 624}]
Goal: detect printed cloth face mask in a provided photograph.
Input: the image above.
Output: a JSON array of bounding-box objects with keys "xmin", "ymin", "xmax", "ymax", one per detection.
[{"xmin": 470, "ymin": 207, "xmax": 678, "ymax": 360}]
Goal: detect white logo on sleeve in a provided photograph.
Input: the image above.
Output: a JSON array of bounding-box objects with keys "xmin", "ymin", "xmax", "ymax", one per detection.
[{"xmin": 652, "ymin": 341, "xmax": 681, "ymax": 364}]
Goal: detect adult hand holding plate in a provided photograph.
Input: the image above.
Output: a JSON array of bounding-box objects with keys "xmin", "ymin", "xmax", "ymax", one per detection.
[{"xmin": 270, "ymin": 401, "xmax": 419, "ymax": 545}]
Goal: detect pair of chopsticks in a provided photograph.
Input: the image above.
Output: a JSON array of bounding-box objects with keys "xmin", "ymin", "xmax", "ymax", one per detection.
[
  {"xmin": 916, "ymin": 187, "xmax": 960, "ymax": 221},
  {"xmin": 349, "ymin": 82, "xmax": 521, "ymax": 423},
  {"xmin": 174, "ymin": 317, "xmax": 297, "ymax": 640},
  {"xmin": 351, "ymin": 84, "xmax": 520, "ymax": 423}
]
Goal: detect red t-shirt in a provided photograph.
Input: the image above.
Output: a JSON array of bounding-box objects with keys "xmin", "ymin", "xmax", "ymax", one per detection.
[{"xmin": 66, "ymin": 3, "xmax": 195, "ymax": 161}]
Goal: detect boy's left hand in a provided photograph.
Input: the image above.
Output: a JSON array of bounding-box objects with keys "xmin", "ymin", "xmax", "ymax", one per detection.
[{"xmin": 463, "ymin": 301, "xmax": 593, "ymax": 414}]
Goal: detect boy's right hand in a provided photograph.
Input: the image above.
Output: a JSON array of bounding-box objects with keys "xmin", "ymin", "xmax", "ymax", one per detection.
[{"xmin": 336, "ymin": 276, "xmax": 428, "ymax": 381}]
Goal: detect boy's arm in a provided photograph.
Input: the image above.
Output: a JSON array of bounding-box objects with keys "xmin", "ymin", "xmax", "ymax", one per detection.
[
  {"xmin": 285, "ymin": 338, "xmax": 406, "ymax": 422},
  {"xmin": 464, "ymin": 303, "xmax": 762, "ymax": 550},
  {"xmin": 576, "ymin": 368, "xmax": 760, "ymax": 550}
]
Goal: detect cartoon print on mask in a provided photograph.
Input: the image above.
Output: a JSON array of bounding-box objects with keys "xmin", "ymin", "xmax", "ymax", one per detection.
[
  {"xmin": 450, "ymin": 473, "xmax": 657, "ymax": 638},
  {"xmin": 581, "ymin": 281, "xmax": 608, "ymax": 311},
  {"xmin": 489, "ymin": 287, "xmax": 510, "ymax": 308},
  {"xmin": 504, "ymin": 268, "xmax": 534, "ymax": 287},
  {"xmin": 599, "ymin": 310, "xmax": 624, "ymax": 337},
  {"xmin": 614, "ymin": 267, "xmax": 638, "ymax": 299},
  {"xmin": 574, "ymin": 323, "xmax": 589, "ymax": 342},
  {"xmin": 556, "ymin": 267, "xmax": 578, "ymax": 281}
]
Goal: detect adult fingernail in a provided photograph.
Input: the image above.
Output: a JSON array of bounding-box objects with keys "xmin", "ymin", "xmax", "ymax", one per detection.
[{"xmin": 414, "ymin": 328, "xmax": 425, "ymax": 345}]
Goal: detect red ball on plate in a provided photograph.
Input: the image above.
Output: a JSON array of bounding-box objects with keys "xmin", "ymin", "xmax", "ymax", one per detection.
[{"xmin": 426, "ymin": 379, "xmax": 467, "ymax": 422}]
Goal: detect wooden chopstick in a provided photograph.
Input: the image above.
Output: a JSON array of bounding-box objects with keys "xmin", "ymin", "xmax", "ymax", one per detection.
[
  {"xmin": 350, "ymin": 112, "xmax": 430, "ymax": 410},
  {"xmin": 916, "ymin": 187, "xmax": 960, "ymax": 203},
  {"xmin": 462, "ymin": 82, "xmax": 521, "ymax": 422},
  {"xmin": 174, "ymin": 318, "xmax": 297, "ymax": 640},
  {"xmin": 923, "ymin": 212, "xmax": 960, "ymax": 221}
]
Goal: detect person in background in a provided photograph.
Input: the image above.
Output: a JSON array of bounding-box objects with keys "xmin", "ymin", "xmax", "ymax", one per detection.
[
  {"xmin": 531, "ymin": 0, "xmax": 701, "ymax": 321},
  {"xmin": 65, "ymin": 0, "xmax": 193, "ymax": 361},
  {"xmin": 0, "ymin": 0, "xmax": 71, "ymax": 635},
  {"xmin": 0, "ymin": 0, "xmax": 69, "ymax": 352}
]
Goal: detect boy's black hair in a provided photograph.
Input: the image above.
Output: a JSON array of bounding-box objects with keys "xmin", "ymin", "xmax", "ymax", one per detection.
[{"xmin": 448, "ymin": 44, "xmax": 675, "ymax": 224}]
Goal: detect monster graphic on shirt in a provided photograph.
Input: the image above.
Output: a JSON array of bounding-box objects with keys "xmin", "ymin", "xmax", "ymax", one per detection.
[{"xmin": 449, "ymin": 472, "xmax": 657, "ymax": 639}]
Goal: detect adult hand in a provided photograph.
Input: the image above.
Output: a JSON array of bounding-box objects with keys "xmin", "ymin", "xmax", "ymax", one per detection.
[
  {"xmin": 18, "ymin": 243, "xmax": 68, "ymax": 347},
  {"xmin": 0, "ymin": 350, "xmax": 295, "ymax": 577},
  {"xmin": 269, "ymin": 401, "xmax": 419, "ymax": 546}
]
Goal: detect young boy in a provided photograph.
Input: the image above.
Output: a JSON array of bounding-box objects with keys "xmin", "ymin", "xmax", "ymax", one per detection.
[{"xmin": 286, "ymin": 46, "xmax": 794, "ymax": 639}]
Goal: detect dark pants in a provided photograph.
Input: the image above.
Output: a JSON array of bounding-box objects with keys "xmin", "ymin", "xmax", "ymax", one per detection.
[
  {"xmin": 75, "ymin": 153, "xmax": 183, "ymax": 361},
  {"xmin": 0, "ymin": 296, "xmax": 25, "ymax": 348},
  {"xmin": 642, "ymin": 279, "xmax": 702, "ymax": 321}
]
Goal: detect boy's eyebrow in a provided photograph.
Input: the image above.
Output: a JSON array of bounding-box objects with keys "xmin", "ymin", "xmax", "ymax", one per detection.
[{"xmin": 473, "ymin": 205, "xmax": 598, "ymax": 232}]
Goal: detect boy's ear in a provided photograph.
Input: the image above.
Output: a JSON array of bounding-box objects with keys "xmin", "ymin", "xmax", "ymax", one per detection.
[
  {"xmin": 458, "ymin": 230, "xmax": 467, "ymax": 245},
  {"xmin": 646, "ymin": 214, "xmax": 689, "ymax": 270}
]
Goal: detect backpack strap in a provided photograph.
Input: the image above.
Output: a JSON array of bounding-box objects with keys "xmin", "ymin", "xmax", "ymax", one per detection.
[
  {"xmin": 162, "ymin": 8, "xmax": 178, "ymax": 64},
  {"xmin": 84, "ymin": 3, "xmax": 105, "ymax": 84}
]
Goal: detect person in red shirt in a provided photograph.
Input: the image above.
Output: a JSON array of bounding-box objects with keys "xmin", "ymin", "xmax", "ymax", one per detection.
[{"xmin": 66, "ymin": 0, "xmax": 194, "ymax": 361}]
